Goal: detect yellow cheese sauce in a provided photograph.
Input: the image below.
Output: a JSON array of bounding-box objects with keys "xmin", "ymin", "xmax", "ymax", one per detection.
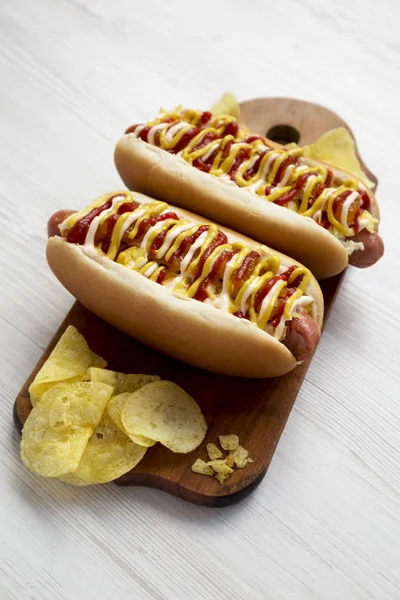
[
  {"xmin": 61, "ymin": 192, "xmax": 314, "ymax": 340},
  {"xmin": 128, "ymin": 109, "xmax": 377, "ymax": 239}
]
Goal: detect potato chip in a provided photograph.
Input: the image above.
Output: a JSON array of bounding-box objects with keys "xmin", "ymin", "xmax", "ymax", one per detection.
[
  {"xmin": 58, "ymin": 472, "xmax": 93, "ymax": 486},
  {"xmin": 88, "ymin": 368, "xmax": 159, "ymax": 395},
  {"xmin": 90, "ymin": 352, "xmax": 107, "ymax": 369},
  {"xmin": 219, "ymin": 434, "xmax": 239, "ymax": 451},
  {"xmin": 217, "ymin": 472, "xmax": 229, "ymax": 484},
  {"xmin": 21, "ymin": 382, "xmax": 113, "ymax": 478},
  {"xmin": 29, "ymin": 326, "xmax": 107, "ymax": 404},
  {"xmin": 89, "ymin": 368, "xmax": 160, "ymax": 446},
  {"xmin": 71, "ymin": 413, "xmax": 147, "ymax": 484},
  {"xmin": 107, "ymin": 393, "xmax": 156, "ymax": 447},
  {"xmin": 211, "ymin": 92, "xmax": 240, "ymax": 121},
  {"xmin": 230, "ymin": 445, "xmax": 253, "ymax": 469},
  {"xmin": 121, "ymin": 381, "xmax": 207, "ymax": 453},
  {"xmin": 303, "ymin": 127, "xmax": 374, "ymax": 189},
  {"xmin": 207, "ymin": 459, "xmax": 234, "ymax": 484},
  {"xmin": 191, "ymin": 458, "xmax": 214, "ymax": 476},
  {"xmin": 285, "ymin": 142, "xmax": 300, "ymax": 151},
  {"xmin": 207, "ymin": 459, "xmax": 234, "ymax": 476},
  {"xmin": 225, "ymin": 454, "xmax": 235, "ymax": 468},
  {"xmin": 206, "ymin": 442, "xmax": 222, "ymax": 460}
]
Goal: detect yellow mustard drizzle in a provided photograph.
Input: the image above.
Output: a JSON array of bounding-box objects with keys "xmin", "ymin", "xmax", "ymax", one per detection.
[
  {"xmin": 133, "ymin": 110, "xmax": 375, "ymax": 238},
  {"xmin": 64, "ymin": 193, "xmax": 312, "ymax": 337},
  {"xmin": 61, "ymin": 192, "xmax": 131, "ymax": 232},
  {"xmin": 164, "ymin": 225, "xmax": 199, "ymax": 263}
]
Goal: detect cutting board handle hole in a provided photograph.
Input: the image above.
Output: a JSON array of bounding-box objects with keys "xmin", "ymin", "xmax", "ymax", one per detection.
[{"xmin": 266, "ymin": 124, "xmax": 300, "ymax": 145}]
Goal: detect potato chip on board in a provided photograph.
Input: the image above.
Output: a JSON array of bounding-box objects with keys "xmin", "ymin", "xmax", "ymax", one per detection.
[
  {"xmin": 207, "ymin": 459, "xmax": 234, "ymax": 477},
  {"xmin": 90, "ymin": 352, "xmax": 107, "ymax": 369},
  {"xmin": 21, "ymin": 382, "xmax": 113, "ymax": 478},
  {"xmin": 29, "ymin": 326, "xmax": 107, "ymax": 404},
  {"xmin": 219, "ymin": 434, "xmax": 239, "ymax": 451},
  {"xmin": 303, "ymin": 127, "xmax": 374, "ymax": 189},
  {"xmin": 58, "ymin": 472, "xmax": 93, "ymax": 486},
  {"xmin": 191, "ymin": 459, "xmax": 214, "ymax": 476},
  {"xmin": 71, "ymin": 414, "xmax": 147, "ymax": 484},
  {"xmin": 206, "ymin": 443, "xmax": 222, "ymax": 460},
  {"xmin": 211, "ymin": 92, "xmax": 240, "ymax": 121},
  {"xmin": 121, "ymin": 381, "xmax": 207, "ymax": 453},
  {"xmin": 88, "ymin": 368, "xmax": 159, "ymax": 396},
  {"xmin": 230, "ymin": 445, "xmax": 253, "ymax": 469},
  {"xmin": 107, "ymin": 393, "xmax": 156, "ymax": 447}
]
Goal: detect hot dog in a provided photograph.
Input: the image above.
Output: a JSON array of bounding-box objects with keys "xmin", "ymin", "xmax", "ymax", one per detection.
[
  {"xmin": 114, "ymin": 108, "xmax": 383, "ymax": 279},
  {"xmin": 46, "ymin": 191, "xmax": 323, "ymax": 378}
]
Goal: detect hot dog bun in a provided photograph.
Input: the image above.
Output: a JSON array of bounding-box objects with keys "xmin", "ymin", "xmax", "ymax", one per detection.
[
  {"xmin": 46, "ymin": 192, "xmax": 323, "ymax": 378},
  {"xmin": 114, "ymin": 135, "xmax": 381, "ymax": 279}
]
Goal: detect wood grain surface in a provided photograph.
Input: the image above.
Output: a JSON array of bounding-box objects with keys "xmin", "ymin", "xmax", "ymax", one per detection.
[{"xmin": 1, "ymin": 1, "xmax": 399, "ymax": 599}]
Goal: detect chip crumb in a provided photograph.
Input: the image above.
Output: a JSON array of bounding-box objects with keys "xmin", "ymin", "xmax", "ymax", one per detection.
[
  {"xmin": 219, "ymin": 434, "xmax": 239, "ymax": 451},
  {"xmin": 225, "ymin": 454, "xmax": 235, "ymax": 468},
  {"xmin": 191, "ymin": 434, "xmax": 253, "ymax": 485},
  {"xmin": 215, "ymin": 472, "xmax": 230, "ymax": 484},
  {"xmin": 230, "ymin": 445, "xmax": 253, "ymax": 469},
  {"xmin": 191, "ymin": 459, "xmax": 214, "ymax": 476},
  {"xmin": 206, "ymin": 442, "xmax": 222, "ymax": 460},
  {"xmin": 207, "ymin": 459, "xmax": 234, "ymax": 476},
  {"xmin": 208, "ymin": 459, "xmax": 234, "ymax": 485}
]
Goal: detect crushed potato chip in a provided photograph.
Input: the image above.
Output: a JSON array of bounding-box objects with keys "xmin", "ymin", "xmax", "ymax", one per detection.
[
  {"xmin": 207, "ymin": 459, "xmax": 234, "ymax": 476},
  {"xmin": 71, "ymin": 413, "xmax": 147, "ymax": 484},
  {"xmin": 191, "ymin": 435, "xmax": 253, "ymax": 484},
  {"xmin": 121, "ymin": 381, "xmax": 207, "ymax": 453},
  {"xmin": 303, "ymin": 127, "xmax": 374, "ymax": 189},
  {"xmin": 191, "ymin": 458, "xmax": 214, "ymax": 476},
  {"xmin": 206, "ymin": 443, "xmax": 222, "ymax": 460},
  {"xmin": 107, "ymin": 393, "xmax": 156, "ymax": 447},
  {"xmin": 88, "ymin": 368, "xmax": 159, "ymax": 395},
  {"xmin": 29, "ymin": 326, "xmax": 107, "ymax": 404},
  {"xmin": 215, "ymin": 472, "xmax": 230, "ymax": 484},
  {"xmin": 230, "ymin": 445, "xmax": 253, "ymax": 469},
  {"xmin": 21, "ymin": 382, "xmax": 113, "ymax": 478},
  {"xmin": 211, "ymin": 92, "xmax": 240, "ymax": 121},
  {"xmin": 225, "ymin": 454, "xmax": 235, "ymax": 468},
  {"xmin": 219, "ymin": 434, "xmax": 239, "ymax": 451}
]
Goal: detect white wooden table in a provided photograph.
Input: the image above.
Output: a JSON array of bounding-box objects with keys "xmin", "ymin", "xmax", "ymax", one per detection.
[{"xmin": 1, "ymin": 1, "xmax": 399, "ymax": 598}]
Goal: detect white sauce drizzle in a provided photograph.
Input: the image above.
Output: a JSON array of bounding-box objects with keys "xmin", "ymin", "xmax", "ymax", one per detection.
[
  {"xmin": 340, "ymin": 191, "xmax": 359, "ymax": 227},
  {"xmin": 147, "ymin": 122, "xmax": 170, "ymax": 145},
  {"xmin": 142, "ymin": 263, "xmax": 159, "ymax": 278},
  {"xmin": 239, "ymin": 276, "xmax": 260, "ymax": 314},
  {"xmin": 179, "ymin": 230, "xmax": 208, "ymax": 273},
  {"xmin": 140, "ymin": 219, "xmax": 174, "ymax": 250},
  {"xmin": 278, "ymin": 163, "xmax": 295, "ymax": 187},
  {"xmin": 273, "ymin": 295, "xmax": 314, "ymax": 340},
  {"xmin": 201, "ymin": 143, "xmax": 219, "ymax": 162},
  {"xmin": 247, "ymin": 151, "xmax": 280, "ymax": 192},
  {"xmin": 163, "ymin": 121, "xmax": 189, "ymax": 144},
  {"xmin": 84, "ymin": 196, "xmax": 124, "ymax": 247},
  {"xmin": 258, "ymin": 280, "xmax": 283, "ymax": 326},
  {"xmin": 156, "ymin": 223, "xmax": 193, "ymax": 259}
]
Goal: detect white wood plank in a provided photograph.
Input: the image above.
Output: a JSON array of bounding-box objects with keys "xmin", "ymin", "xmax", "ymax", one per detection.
[{"xmin": 1, "ymin": 0, "xmax": 399, "ymax": 599}]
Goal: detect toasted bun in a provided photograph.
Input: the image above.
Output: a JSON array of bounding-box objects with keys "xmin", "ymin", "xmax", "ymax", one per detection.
[
  {"xmin": 46, "ymin": 193, "xmax": 323, "ymax": 378},
  {"xmin": 115, "ymin": 136, "xmax": 352, "ymax": 279}
]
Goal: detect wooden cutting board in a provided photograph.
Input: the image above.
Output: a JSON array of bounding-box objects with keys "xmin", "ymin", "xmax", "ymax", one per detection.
[{"xmin": 14, "ymin": 98, "xmax": 376, "ymax": 507}]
